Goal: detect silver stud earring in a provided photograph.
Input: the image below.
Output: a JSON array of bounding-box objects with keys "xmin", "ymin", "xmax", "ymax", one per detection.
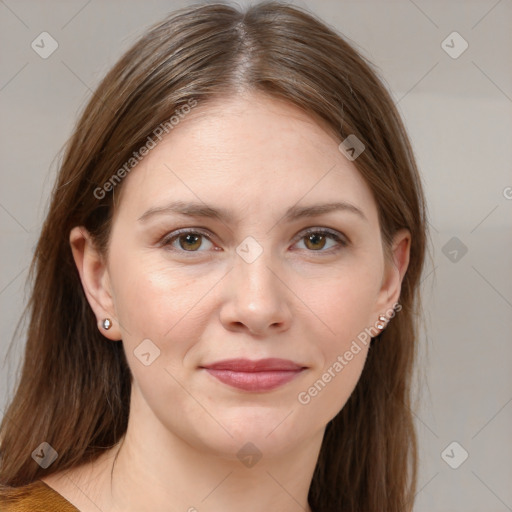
[
  {"xmin": 376, "ymin": 315, "xmax": 387, "ymax": 330},
  {"xmin": 102, "ymin": 318, "xmax": 112, "ymax": 330}
]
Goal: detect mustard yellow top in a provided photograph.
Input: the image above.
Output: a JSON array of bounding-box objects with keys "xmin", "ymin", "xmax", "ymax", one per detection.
[{"xmin": 0, "ymin": 480, "xmax": 79, "ymax": 511}]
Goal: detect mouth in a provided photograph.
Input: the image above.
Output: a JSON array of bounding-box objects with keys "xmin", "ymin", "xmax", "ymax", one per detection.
[{"xmin": 200, "ymin": 358, "xmax": 307, "ymax": 392}]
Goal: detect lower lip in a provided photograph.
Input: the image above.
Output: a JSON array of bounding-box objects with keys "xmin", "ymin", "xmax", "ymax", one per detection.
[{"xmin": 204, "ymin": 368, "xmax": 304, "ymax": 392}]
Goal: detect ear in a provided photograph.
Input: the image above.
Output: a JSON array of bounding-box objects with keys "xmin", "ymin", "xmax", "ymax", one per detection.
[
  {"xmin": 69, "ymin": 226, "xmax": 122, "ymax": 341},
  {"xmin": 373, "ymin": 228, "xmax": 411, "ymax": 322}
]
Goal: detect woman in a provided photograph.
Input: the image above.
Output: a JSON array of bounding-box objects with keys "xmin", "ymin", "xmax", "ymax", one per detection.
[{"xmin": 0, "ymin": 1, "xmax": 428, "ymax": 511}]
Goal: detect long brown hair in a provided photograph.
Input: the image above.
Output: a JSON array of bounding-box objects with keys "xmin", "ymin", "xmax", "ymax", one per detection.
[{"xmin": 0, "ymin": 2, "xmax": 428, "ymax": 510}]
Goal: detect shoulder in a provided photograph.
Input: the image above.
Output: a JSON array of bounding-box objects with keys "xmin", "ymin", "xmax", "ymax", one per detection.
[{"xmin": 0, "ymin": 480, "xmax": 79, "ymax": 511}]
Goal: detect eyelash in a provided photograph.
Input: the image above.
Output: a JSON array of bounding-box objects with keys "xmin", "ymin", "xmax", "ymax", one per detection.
[{"xmin": 159, "ymin": 227, "xmax": 349, "ymax": 255}]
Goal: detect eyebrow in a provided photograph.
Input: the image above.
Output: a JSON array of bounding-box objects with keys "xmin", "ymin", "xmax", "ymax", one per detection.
[{"xmin": 138, "ymin": 200, "xmax": 368, "ymax": 223}]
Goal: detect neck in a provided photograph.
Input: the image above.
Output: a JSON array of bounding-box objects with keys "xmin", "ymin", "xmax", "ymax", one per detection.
[{"xmin": 96, "ymin": 389, "xmax": 323, "ymax": 512}]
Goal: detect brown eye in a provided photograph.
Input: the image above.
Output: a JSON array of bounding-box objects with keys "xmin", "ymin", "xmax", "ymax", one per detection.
[
  {"xmin": 304, "ymin": 233, "xmax": 328, "ymax": 251},
  {"xmin": 161, "ymin": 230, "xmax": 215, "ymax": 252},
  {"xmin": 295, "ymin": 229, "xmax": 348, "ymax": 253},
  {"xmin": 177, "ymin": 233, "xmax": 203, "ymax": 251}
]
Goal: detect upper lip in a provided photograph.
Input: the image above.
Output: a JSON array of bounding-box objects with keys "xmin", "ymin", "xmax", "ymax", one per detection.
[{"xmin": 201, "ymin": 358, "xmax": 305, "ymax": 372}]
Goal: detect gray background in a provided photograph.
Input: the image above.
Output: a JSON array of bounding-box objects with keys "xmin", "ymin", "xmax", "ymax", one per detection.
[{"xmin": 1, "ymin": 1, "xmax": 511, "ymax": 510}]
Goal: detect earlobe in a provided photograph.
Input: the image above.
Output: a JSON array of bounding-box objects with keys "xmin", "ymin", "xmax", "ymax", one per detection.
[{"xmin": 69, "ymin": 226, "xmax": 122, "ymax": 341}]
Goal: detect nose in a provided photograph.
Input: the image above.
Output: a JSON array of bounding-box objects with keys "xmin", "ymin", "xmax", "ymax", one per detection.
[{"xmin": 219, "ymin": 249, "xmax": 292, "ymax": 337}]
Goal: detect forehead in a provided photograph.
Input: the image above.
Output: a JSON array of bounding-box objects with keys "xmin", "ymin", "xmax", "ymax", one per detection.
[{"xmin": 113, "ymin": 92, "xmax": 378, "ymax": 226}]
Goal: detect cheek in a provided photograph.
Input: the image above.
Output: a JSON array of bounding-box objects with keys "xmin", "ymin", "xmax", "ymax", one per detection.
[
  {"xmin": 298, "ymin": 264, "xmax": 381, "ymax": 344},
  {"xmin": 112, "ymin": 253, "xmax": 182, "ymax": 325},
  {"xmin": 296, "ymin": 344, "xmax": 369, "ymax": 426},
  {"xmin": 109, "ymin": 259, "xmax": 212, "ymax": 414},
  {"xmin": 293, "ymin": 265, "xmax": 378, "ymax": 414},
  {"xmin": 109, "ymin": 253, "xmax": 223, "ymax": 356},
  {"xmin": 295, "ymin": 273, "xmax": 374, "ymax": 417}
]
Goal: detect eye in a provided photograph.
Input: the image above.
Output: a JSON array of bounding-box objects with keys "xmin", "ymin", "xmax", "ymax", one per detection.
[
  {"xmin": 160, "ymin": 229, "xmax": 215, "ymax": 252},
  {"xmin": 159, "ymin": 227, "xmax": 348, "ymax": 255},
  {"xmin": 293, "ymin": 228, "xmax": 348, "ymax": 253}
]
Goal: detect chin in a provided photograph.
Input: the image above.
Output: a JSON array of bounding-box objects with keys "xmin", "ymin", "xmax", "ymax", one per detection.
[{"xmin": 197, "ymin": 409, "xmax": 312, "ymax": 459}]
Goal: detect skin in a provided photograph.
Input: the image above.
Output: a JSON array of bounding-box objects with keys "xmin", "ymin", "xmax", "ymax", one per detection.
[{"xmin": 42, "ymin": 92, "xmax": 410, "ymax": 512}]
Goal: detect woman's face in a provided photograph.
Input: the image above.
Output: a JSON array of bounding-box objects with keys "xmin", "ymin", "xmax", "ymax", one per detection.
[{"xmin": 76, "ymin": 92, "xmax": 409, "ymax": 461}]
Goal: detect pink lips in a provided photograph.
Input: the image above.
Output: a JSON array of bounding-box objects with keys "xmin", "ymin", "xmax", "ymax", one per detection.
[{"xmin": 201, "ymin": 358, "xmax": 306, "ymax": 392}]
